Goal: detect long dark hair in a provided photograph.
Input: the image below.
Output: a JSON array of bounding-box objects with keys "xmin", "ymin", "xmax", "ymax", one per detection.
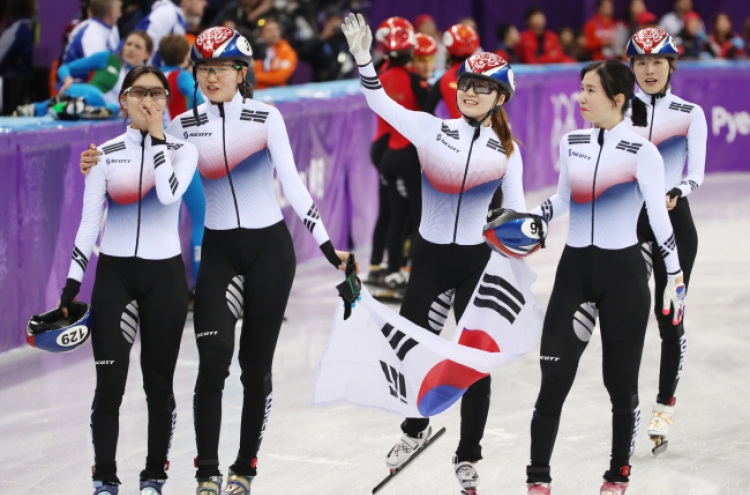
[
  {"xmin": 119, "ymin": 66, "xmax": 171, "ymax": 117},
  {"xmin": 490, "ymin": 93, "xmax": 520, "ymax": 157},
  {"xmin": 581, "ymin": 60, "xmax": 647, "ymax": 127}
]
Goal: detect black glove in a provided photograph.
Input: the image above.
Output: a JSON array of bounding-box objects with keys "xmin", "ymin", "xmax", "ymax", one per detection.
[
  {"xmin": 60, "ymin": 278, "xmax": 81, "ymax": 314},
  {"xmin": 487, "ymin": 207, "xmax": 507, "ymax": 223},
  {"xmin": 336, "ymin": 254, "xmax": 361, "ymax": 320},
  {"xmin": 667, "ymin": 187, "xmax": 683, "ymax": 201}
]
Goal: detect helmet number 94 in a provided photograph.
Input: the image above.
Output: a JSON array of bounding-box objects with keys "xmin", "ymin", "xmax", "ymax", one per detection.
[
  {"xmin": 56, "ymin": 325, "xmax": 90, "ymax": 348},
  {"xmin": 521, "ymin": 219, "xmax": 548, "ymax": 239}
]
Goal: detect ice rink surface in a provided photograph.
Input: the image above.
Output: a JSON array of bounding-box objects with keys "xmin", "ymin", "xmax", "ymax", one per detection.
[{"xmin": 1, "ymin": 173, "xmax": 749, "ymax": 495}]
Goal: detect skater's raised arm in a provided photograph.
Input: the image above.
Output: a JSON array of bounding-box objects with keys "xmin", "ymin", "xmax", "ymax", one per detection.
[{"xmin": 343, "ymin": 13, "xmax": 438, "ymax": 148}]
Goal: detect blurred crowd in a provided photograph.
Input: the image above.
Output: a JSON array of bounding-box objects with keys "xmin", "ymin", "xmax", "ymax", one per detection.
[{"xmin": 1, "ymin": 0, "xmax": 748, "ymax": 115}]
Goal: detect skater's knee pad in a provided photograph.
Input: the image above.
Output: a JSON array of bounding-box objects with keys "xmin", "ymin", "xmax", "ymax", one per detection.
[
  {"xmin": 195, "ymin": 356, "xmax": 232, "ymax": 392},
  {"xmin": 142, "ymin": 371, "xmax": 173, "ymax": 398},
  {"xmin": 240, "ymin": 370, "xmax": 272, "ymax": 394},
  {"xmin": 92, "ymin": 389, "xmax": 125, "ymax": 413},
  {"xmin": 144, "ymin": 392, "xmax": 176, "ymax": 414}
]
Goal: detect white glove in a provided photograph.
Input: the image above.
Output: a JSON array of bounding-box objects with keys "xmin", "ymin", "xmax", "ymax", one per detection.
[
  {"xmin": 341, "ymin": 13, "xmax": 373, "ymax": 66},
  {"xmin": 662, "ymin": 270, "xmax": 686, "ymax": 325}
]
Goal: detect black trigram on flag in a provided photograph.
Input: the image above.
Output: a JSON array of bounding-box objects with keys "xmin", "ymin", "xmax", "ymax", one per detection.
[
  {"xmin": 473, "ymin": 273, "xmax": 526, "ymax": 324},
  {"xmin": 168, "ymin": 172, "xmax": 178, "ymax": 195},
  {"xmin": 568, "ymin": 134, "xmax": 591, "ymax": 145},
  {"xmin": 616, "ymin": 140, "xmax": 643, "ymax": 154},
  {"xmin": 381, "ymin": 323, "xmax": 419, "ymax": 361},
  {"xmin": 669, "ymin": 102, "xmax": 694, "ymax": 113},
  {"xmin": 441, "ymin": 123, "xmax": 459, "ymax": 140},
  {"xmin": 240, "ymin": 110, "xmax": 270, "ymax": 123},
  {"xmin": 380, "ymin": 360, "xmax": 407, "ymax": 403}
]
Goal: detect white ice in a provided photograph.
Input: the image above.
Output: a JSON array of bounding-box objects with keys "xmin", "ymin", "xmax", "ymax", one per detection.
[{"xmin": 1, "ymin": 173, "xmax": 749, "ymax": 494}]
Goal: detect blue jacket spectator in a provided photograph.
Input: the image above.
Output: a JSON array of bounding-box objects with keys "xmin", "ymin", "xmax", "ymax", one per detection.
[{"xmin": 63, "ymin": 0, "xmax": 121, "ymax": 64}]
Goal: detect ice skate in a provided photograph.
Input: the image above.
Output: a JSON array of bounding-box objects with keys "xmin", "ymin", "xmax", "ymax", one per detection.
[
  {"xmin": 600, "ymin": 481, "xmax": 628, "ymax": 495},
  {"xmin": 453, "ymin": 456, "xmax": 479, "ymax": 494},
  {"xmin": 647, "ymin": 402, "xmax": 675, "ymax": 456},
  {"xmin": 526, "ymin": 483, "xmax": 551, "ymax": 495},
  {"xmin": 385, "ymin": 425, "xmax": 433, "ymax": 472},
  {"xmin": 196, "ymin": 476, "xmax": 222, "ymax": 495},
  {"xmin": 140, "ymin": 479, "xmax": 165, "ymax": 495},
  {"xmin": 93, "ymin": 482, "xmax": 119, "ymax": 495},
  {"xmin": 384, "ymin": 270, "xmax": 409, "ymax": 291},
  {"xmin": 221, "ymin": 469, "xmax": 253, "ymax": 495},
  {"xmin": 366, "ymin": 265, "xmax": 387, "ymax": 287}
]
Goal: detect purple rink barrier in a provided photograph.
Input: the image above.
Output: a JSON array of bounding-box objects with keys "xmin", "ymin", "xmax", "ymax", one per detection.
[{"xmin": 2, "ymin": 61, "xmax": 749, "ymax": 353}]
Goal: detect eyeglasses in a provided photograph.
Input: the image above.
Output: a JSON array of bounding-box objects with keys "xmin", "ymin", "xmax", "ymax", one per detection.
[
  {"xmin": 123, "ymin": 86, "xmax": 169, "ymax": 100},
  {"xmin": 196, "ymin": 64, "xmax": 242, "ymax": 77},
  {"xmin": 457, "ymin": 77, "xmax": 498, "ymax": 95}
]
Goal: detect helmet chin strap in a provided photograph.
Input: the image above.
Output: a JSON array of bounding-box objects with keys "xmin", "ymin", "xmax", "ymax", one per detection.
[{"xmin": 459, "ymin": 93, "xmax": 501, "ymax": 130}]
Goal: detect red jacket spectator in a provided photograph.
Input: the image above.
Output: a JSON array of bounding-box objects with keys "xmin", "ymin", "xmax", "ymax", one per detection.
[
  {"xmin": 583, "ymin": 13, "xmax": 618, "ymax": 60},
  {"xmin": 518, "ymin": 29, "xmax": 574, "ymax": 63},
  {"xmin": 378, "ymin": 64, "xmax": 430, "ymax": 149}
]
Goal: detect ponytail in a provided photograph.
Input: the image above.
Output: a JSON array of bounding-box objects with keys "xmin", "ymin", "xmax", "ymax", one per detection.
[
  {"xmin": 630, "ymin": 96, "xmax": 648, "ymax": 127},
  {"xmin": 490, "ymin": 104, "xmax": 520, "ymax": 157},
  {"xmin": 239, "ymin": 80, "xmax": 254, "ymax": 100}
]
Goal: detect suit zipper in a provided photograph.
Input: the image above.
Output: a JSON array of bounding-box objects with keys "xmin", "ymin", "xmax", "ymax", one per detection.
[
  {"xmin": 452, "ymin": 126, "xmax": 481, "ymax": 244},
  {"xmin": 219, "ymin": 103, "xmax": 241, "ymax": 228},
  {"xmin": 135, "ymin": 134, "xmax": 145, "ymax": 256},
  {"xmin": 648, "ymin": 95, "xmax": 656, "ymax": 140},
  {"xmin": 591, "ymin": 129, "xmax": 605, "ymax": 246}
]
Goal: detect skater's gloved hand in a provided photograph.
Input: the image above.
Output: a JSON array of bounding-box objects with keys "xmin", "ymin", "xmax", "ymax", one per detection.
[
  {"xmin": 80, "ymin": 144, "xmax": 102, "ymax": 176},
  {"xmin": 487, "ymin": 207, "xmax": 507, "ymax": 223},
  {"xmin": 336, "ymin": 254, "xmax": 362, "ymax": 320},
  {"xmin": 662, "ymin": 270, "xmax": 686, "ymax": 325},
  {"xmin": 666, "ymin": 188, "xmax": 682, "ymax": 211},
  {"xmin": 58, "ymin": 278, "xmax": 81, "ymax": 318},
  {"xmin": 342, "ymin": 13, "xmax": 373, "ymax": 66}
]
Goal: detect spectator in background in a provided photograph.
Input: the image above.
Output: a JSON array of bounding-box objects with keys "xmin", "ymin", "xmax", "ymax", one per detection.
[
  {"xmin": 659, "ymin": 0, "xmax": 699, "ymax": 36},
  {"xmin": 637, "ymin": 11, "xmax": 658, "ymax": 28},
  {"xmin": 159, "ymin": 33, "xmax": 202, "ymax": 122},
  {"xmin": 63, "ymin": 0, "xmax": 121, "ymax": 64},
  {"xmin": 457, "ymin": 16, "xmax": 482, "ymax": 51},
  {"xmin": 423, "ymin": 23, "xmax": 479, "ymax": 118},
  {"xmin": 583, "ymin": 0, "xmax": 617, "ymax": 60},
  {"xmin": 136, "ymin": 0, "xmax": 207, "ymax": 64},
  {"xmin": 297, "ymin": 7, "xmax": 354, "ymax": 82},
  {"xmin": 117, "ymin": 0, "xmax": 144, "ymax": 39},
  {"xmin": 0, "ymin": 0, "xmax": 37, "ymax": 77},
  {"xmin": 413, "ymin": 32, "xmax": 437, "ymax": 79},
  {"xmin": 614, "ymin": 0, "xmax": 646, "ymax": 57},
  {"xmin": 677, "ymin": 10, "xmax": 709, "ymax": 59},
  {"xmin": 706, "ymin": 12, "xmax": 746, "ymax": 59},
  {"xmin": 494, "ymin": 22, "xmax": 520, "ymax": 63},
  {"xmin": 414, "ymin": 14, "xmax": 446, "ymax": 70},
  {"xmin": 211, "ymin": 0, "xmax": 274, "ymax": 42},
  {"xmin": 559, "ymin": 26, "xmax": 591, "ymax": 61},
  {"xmin": 253, "ymin": 18, "xmax": 297, "ymax": 88},
  {"xmin": 517, "ymin": 6, "xmax": 574, "ymax": 64}
]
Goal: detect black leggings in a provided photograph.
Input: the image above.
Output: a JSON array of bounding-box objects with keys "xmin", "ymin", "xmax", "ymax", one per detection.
[
  {"xmin": 528, "ymin": 245, "xmax": 650, "ymax": 484},
  {"xmin": 193, "ymin": 222, "xmax": 296, "ymax": 479},
  {"xmin": 370, "ymin": 135, "xmax": 390, "ymax": 266},
  {"xmin": 90, "ymin": 254, "xmax": 188, "ymax": 484},
  {"xmin": 637, "ymin": 197, "xmax": 698, "ymax": 405},
  {"xmin": 380, "ymin": 145, "xmax": 422, "ymax": 273},
  {"xmin": 398, "ymin": 236, "xmax": 492, "ymax": 462}
]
